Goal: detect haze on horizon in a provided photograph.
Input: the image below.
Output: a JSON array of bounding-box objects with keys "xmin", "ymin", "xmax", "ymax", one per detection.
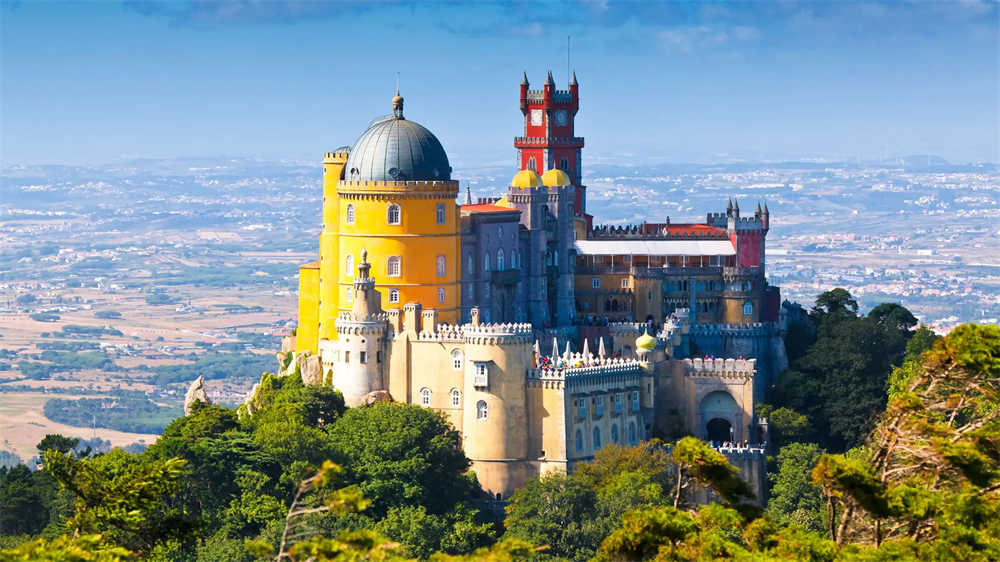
[{"xmin": 1, "ymin": 0, "xmax": 997, "ymax": 168}]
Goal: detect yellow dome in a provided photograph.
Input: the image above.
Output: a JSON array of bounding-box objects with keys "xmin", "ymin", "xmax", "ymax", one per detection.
[
  {"xmin": 511, "ymin": 169, "xmax": 541, "ymax": 189},
  {"xmin": 635, "ymin": 329, "xmax": 657, "ymax": 353},
  {"xmin": 541, "ymin": 168, "xmax": 571, "ymax": 187}
]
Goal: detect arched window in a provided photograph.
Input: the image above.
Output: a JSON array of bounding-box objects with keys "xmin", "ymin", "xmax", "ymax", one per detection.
[
  {"xmin": 437, "ymin": 287, "xmax": 445, "ymax": 303},
  {"xmin": 560, "ymin": 157, "xmax": 570, "ymax": 171},
  {"xmin": 436, "ymin": 255, "xmax": 446, "ymax": 277},
  {"xmin": 611, "ymin": 424, "xmax": 619, "ymax": 444},
  {"xmin": 467, "ymin": 253, "xmax": 474, "ymax": 274},
  {"xmin": 575, "ymin": 429, "xmax": 584, "ymax": 452},
  {"xmin": 436, "ymin": 203, "xmax": 446, "ymax": 225},
  {"xmin": 387, "ymin": 256, "xmax": 401, "ymax": 277},
  {"xmin": 497, "ymin": 249, "xmax": 504, "ymax": 271},
  {"xmin": 420, "ymin": 388, "xmax": 431, "ymax": 407},
  {"xmin": 629, "ymin": 421, "xmax": 637, "ymax": 445},
  {"xmin": 388, "ymin": 288, "xmax": 400, "ymax": 303},
  {"xmin": 593, "ymin": 427, "xmax": 602, "ymax": 450},
  {"xmin": 512, "ymin": 250, "xmax": 519, "ymax": 269},
  {"xmin": 345, "ymin": 254, "xmax": 354, "ymax": 276},
  {"xmin": 450, "ymin": 388, "xmax": 461, "ymax": 408},
  {"xmin": 345, "ymin": 204, "xmax": 355, "ymax": 225},
  {"xmin": 451, "ymin": 349, "xmax": 463, "ymax": 370},
  {"xmin": 387, "ymin": 203, "xmax": 401, "ymax": 225},
  {"xmin": 476, "ymin": 400, "xmax": 488, "ymax": 420},
  {"xmin": 484, "ymin": 253, "xmax": 491, "ymax": 272},
  {"xmin": 527, "ymin": 157, "xmax": 537, "ymax": 173},
  {"xmin": 743, "ymin": 301, "xmax": 753, "ymax": 316}
]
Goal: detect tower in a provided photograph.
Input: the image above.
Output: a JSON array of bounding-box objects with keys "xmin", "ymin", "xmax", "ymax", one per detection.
[
  {"xmin": 516, "ymin": 71, "xmax": 586, "ymax": 218},
  {"xmin": 332, "ymin": 250, "xmax": 389, "ymax": 407}
]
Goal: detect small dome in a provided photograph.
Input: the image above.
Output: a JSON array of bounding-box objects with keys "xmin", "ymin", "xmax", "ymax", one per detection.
[
  {"xmin": 511, "ymin": 169, "xmax": 541, "ymax": 189},
  {"xmin": 541, "ymin": 168, "xmax": 571, "ymax": 187},
  {"xmin": 344, "ymin": 116, "xmax": 452, "ymax": 182},
  {"xmin": 635, "ymin": 329, "xmax": 657, "ymax": 353}
]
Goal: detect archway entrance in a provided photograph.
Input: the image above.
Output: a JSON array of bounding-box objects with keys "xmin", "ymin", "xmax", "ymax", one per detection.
[{"xmin": 707, "ymin": 418, "xmax": 732, "ymax": 444}]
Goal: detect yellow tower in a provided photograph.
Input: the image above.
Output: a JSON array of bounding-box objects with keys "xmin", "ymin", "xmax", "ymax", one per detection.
[{"xmin": 336, "ymin": 92, "xmax": 461, "ymax": 325}]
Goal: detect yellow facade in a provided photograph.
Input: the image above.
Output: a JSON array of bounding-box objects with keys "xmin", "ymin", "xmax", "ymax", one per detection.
[
  {"xmin": 336, "ymin": 180, "xmax": 461, "ymax": 324},
  {"xmin": 318, "ymin": 152, "xmax": 348, "ymax": 342},
  {"xmin": 296, "ymin": 262, "xmax": 320, "ymax": 354}
]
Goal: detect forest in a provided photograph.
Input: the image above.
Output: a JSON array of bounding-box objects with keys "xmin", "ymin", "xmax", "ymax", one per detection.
[{"xmin": 0, "ymin": 289, "xmax": 997, "ymax": 561}]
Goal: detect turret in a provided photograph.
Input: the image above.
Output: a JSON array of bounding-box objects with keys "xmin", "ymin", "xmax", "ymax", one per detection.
[
  {"xmin": 762, "ymin": 203, "xmax": 770, "ymax": 231},
  {"xmin": 332, "ymin": 249, "xmax": 389, "ymax": 407},
  {"xmin": 520, "ymin": 71, "xmax": 529, "ymax": 113},
  {"xmin": 569, "ymin": 70, "xmax": 579, "ymax": 103},
  {"xmin": 544, "ymin": 70, "xmax": 555, "ymax": 103}
]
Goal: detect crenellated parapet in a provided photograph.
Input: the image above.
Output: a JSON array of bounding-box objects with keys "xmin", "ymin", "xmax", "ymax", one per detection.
[
  {"xmin": 685, "ymin": 357, "xmax": 756, "ymax": 379},
  {"xmin": 590, "ymin": 223, "xmax": 729, "ymax": 240},
  {"xmin": 688, "ymin": 322, "xmax": 769, "ymax": 337},
  {"xmin": 530, "ymin": 355, "xmax": 644, "ymax": 381}
]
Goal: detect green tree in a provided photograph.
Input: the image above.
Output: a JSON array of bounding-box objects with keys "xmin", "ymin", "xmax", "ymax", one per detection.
[
  {"xmin": 326, "ymin": 402, "xmax": 471, "ymax": 518},
  {"xmin": 813, "ymin": 288, "xmax": 858, "ymax": 319},
  {"xmin": 766, "ymin": 442, "xmax": 824, "ymax": 533}
]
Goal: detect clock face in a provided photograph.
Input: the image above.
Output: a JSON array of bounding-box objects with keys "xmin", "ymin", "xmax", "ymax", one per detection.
[
  {"xmin": 554, "ymin": 110, "xmax": 568, "ymax": 126},
  {"xmin": 530, "ymin": 109, "xmax": 543, "ymax": 126}
]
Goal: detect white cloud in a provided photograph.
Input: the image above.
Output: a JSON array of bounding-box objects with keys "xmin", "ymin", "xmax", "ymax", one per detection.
[{"xmin": 656, "ymin": 25, "xmax": 761, "ymax": 53}]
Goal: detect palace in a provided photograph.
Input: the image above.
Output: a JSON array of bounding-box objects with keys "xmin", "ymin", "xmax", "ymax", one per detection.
[{"xmin": 285, "ymin": 73, "xmax": 783, "ymax": 500}]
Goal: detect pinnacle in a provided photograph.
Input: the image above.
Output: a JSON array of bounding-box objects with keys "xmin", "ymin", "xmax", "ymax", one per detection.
[
  {"xmin": 545, "ymin": 70, "xmax": 555, "ymax": 86},
  {"xmin": 521, "ymin": 71, "xmax": 529, "ymax": 86},
  {"xmin": 570, "ymin": 70, "xmax": 578, "ymax": 86}
]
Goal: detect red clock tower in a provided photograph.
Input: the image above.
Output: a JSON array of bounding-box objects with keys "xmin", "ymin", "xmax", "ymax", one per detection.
[{"xmin": 517, "ymin": 71, "xmax": 588, "ymax": 221}]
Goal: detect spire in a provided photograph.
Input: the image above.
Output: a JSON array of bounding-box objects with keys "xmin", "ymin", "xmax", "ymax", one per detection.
[
  {"xmin": 598, "ymin": 337, "xmax": 606, "ymax": 359},
  {"xmin": 727, "ymin": 198, "xmax": 733, "ymax": 212},
  {"xmin": 545, "ymin": 70, "xmax": 555, "ymax": 86},
  {"xmin": 763, "ymin": 202, "xmax": 769, "ymax": 215},
  {"xmin": 581, "ymin": 337, "xmax": 591, "ymax": 358},
  {"xmin": 358, "ymin": 248, "xmax": 370, "ymax": 278},
  {"xmin": 521, "ymin": 71, "xmax": 529, "ymax": 86},
  {"xmin": 564, "ymin": 341, "xmax": 572, "ymax": 360},
  {"xmin": 570, "ymin": 70, "xmax": 578, "ymax": 86},
  {"xmin": 465, "ymin": 185, "xmax": 472, "ymax": 205},
  {"xmin": 552, "ymin": 337, "xmax": 559, "ymax": 360},
  {"xmin": 755, "ymin": 201, "xmax": 762, "ymax": 215},
  {"xmin": 533, "ymin": 339, "xmax": 540, "ymax": 356},
  {"xmin": 734, "ymin": 199, "xmax": 740, "ymax": 214}
]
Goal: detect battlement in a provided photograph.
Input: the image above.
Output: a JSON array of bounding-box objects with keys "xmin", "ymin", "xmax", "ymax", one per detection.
[
  {"xmin": 323, "ymin": 151, "xmax": 351, "ymax": 162},
  {"xmin": 688, "ymin": 322, "xmax": 769, "ymax": 336},
  {"xmin": 525, "ymin": 90, "xmax": 574, "ymax": 103},
  {"xmin": 530, "ymin": 354, "xmax": 644, "ymax": 381},
  {"xmin": 609, "ymin": 321, "xmax": 646, "ymax": 335},
  {"xmin": 337, "ymin": 179, "xmax": 460, "ymax": 194},
  {"xmin": 684, "ymin": 357, "xmax": 756, "ymax": 378},
  {"xmin": 514, "ymin": 136, "xmax": 585, "ymax": 147},
  {"xmin": 413, "ymin": 321, "xmax": 534, "ymax": 344},
  {"xmin": 590, "ymin": 223, "xmax": 728, "ymax": 240}
]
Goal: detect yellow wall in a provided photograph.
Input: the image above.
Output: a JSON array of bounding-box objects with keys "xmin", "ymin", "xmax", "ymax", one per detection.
[
  {"xmin": 318, "ymin": 152, "xmax": 348, "ymax": 340},
  {"xmin": 296, "ymin": 264, "xmax": 320, "ymax": 354},
  {"xmin": 337, "ymin": 182, "xmax": 461, "ymax": 324}
]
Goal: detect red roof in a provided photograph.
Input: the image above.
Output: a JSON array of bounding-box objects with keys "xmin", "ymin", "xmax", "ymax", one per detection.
[
  {"xmin": 642, "ymin": 223, "xmax": 727, "ymax": 237},
  {"xmin": 460, "ymin": 204, "xmax": 519, "ymax": 214}
]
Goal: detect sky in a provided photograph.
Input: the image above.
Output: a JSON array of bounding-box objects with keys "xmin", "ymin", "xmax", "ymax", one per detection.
[{"xmin": 1, "ymin": 0, "xmax": 998, "ymax": 168}]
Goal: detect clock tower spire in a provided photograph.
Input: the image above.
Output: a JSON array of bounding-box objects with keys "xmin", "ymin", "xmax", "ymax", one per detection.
[{"xmin": 515, "ymin": 71, "xmax": 587, "ymax": 221}]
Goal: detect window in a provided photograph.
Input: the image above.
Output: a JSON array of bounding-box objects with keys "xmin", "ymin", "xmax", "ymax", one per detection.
[
  {"xmin": 346, "ymin": 204, "xmax": 355, "ymax": 224},
  {"xmin": 614, "ymin": 393, "xmax": 623, "ymax": 413},
  {"xmin": 450, "ymin": 388, "xmax": 461, "ymax": 407},
  {"xmin": 345, "ymin": 287, "xmax": 353, "ymax": 302},
  {"xmin": 621, "ymin": 278, "xmax": 629, "ymax": 289},
  {"xmin": 743, "ymin": 301, "xmax": 753, "ymax": 316},
  {"xmin": 359, "ymin": 351, "xmax": 367, "ymax": 364},
  {"xmin": 436, "ymin": 255, "xmax": 446, "ymax": 277},
  {"xmin": 629, "ymin": 422, "xmax": 637, "ymax": 445},
  {"xmin": 437, "ymin": 287, "xmax": 445, "ymax": 303},
  {"xmin": 497, "ymin": 249, "xmax": 504, "ymax": 271},
  {"xmin": 595, "ymin": 396, "xmax": 605, "ymax": 417},
  {"xmin": 388, "ymin": 288, "xmax": 400, "ymax": 304},
  {"xmin": 474, "ymin": 362, "xmax": 488, "ymax": 387},
  {"xmin": 467, "ymin": 254, "xmax": 474, "ymax": 274},
  {"xmin": 527, "ymin": 157, "xmax": 537, "ymax": 173},
  {"xmin": 420, "ymin": 388, "xmax": 431, "ymax": 407},
  {"xmin": 484, "ymin": 254, "xmax": 490, "ymax": 272},
  {"xmin": 593, "ymin": 427, "xmax": 602, "ymax": 450},
  {"xmin": 476, "ymin": 400, "xmax": 488, "ymax": 420},
  {"xmin": 345, "ymin": 254, "xmax": 354, "ymax": 276},
  {"xmin": 577, "ymin": 400, "xmax": 586, "ymax": 419},
  {"xmin": 611, "ymin": 424, "xmax": 620, "ymax": 444},
  {"xmin": 376, "ymin": 351, "xmax": 382, "ymax": 363},
  {"xmin": 512, "ymin": 250, "xmax": 519, "ymax": 269},
  {"xmin": 387, "ymin": 256, "xmax": 401, "ymax": 277},
  {"xmin": 632, "ymin": 391, "xmax": 640, "ymax": 411},
  {"xmin": 575, "ymin": 429, "xmax": 584, "ymax": 452},
  {"xmin": 436, "ymin": 203, "xmax": 446, "ymax": 225},
  {"xmin": 387, "ymin": 203, "xmax": 401, "ymax": 225},
  {"xmin": 560, "ymin": 157, "xmax": 570, "ymax": 171},
  {"xmin": 344, "ymin": 351, "xmax": 350, "ymax": 363},
  {"xmin": 450, "ymin": 350, "xmax": 463, "ymax": 370},
  {"xmin": 592, "ymin": 278, "xmax": 601, "ymax": 289}
]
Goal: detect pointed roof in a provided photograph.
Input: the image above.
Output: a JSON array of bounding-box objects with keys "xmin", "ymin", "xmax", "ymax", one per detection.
[
  {"xmin": 570, "ymin": 70, "xmax": 578, "ymax": 86},
  {"xmin": 563, "ymin": 341, "xmax": 572, "ymax": 359},
  {"xmin": 734, "ymin": 199, "xmax": 740, "ymax": 213},
  {"xmin": 727, "ymin": 198, "xmax": 733, "ymax": 212},
  {"xmin": 763, "ymin": 202, "xmax": 769, "ymax": 214},
  {"xmin": 545, "ymin": 70, "xmax": 555, "ymax": 86},
  {"xmin": 755, "ymin": 201, "xmax": 762, "ymax": 214},
  {"xmin": 552, "ymin": 337, "xmax": 559, "ymax": 360},
  {"xmin": 521, "ymin": 71, "xmax": 529, "ymax": 86},
  {"xmin": 598, "ymin": 337, "xmax": 606, "ymax": 358},
  {"xmin": 581, "ymin": 337, "xmax": 590, "ymax": 358}
]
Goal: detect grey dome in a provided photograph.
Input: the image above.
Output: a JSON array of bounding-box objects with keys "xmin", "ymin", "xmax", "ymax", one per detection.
[{"xmin": 344, "ymin": 116, "xmax": 452, "ymax": 182}]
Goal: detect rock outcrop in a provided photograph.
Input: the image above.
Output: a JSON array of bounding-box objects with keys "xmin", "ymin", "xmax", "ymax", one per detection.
[
  {"xmin": 300, "ymin": 353, "xmax": 322, "ymax": 386},
  {"xmin": 184, "ymin": 375, "xmax": 211, "ymax": 415},
  {"xmin": 361, "ymin": 390, "xmax": 393, "ymax": 406}
]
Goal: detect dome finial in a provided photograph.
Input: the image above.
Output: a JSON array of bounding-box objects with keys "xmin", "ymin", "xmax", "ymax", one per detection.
[{"xmin": 392, "ymin": 72, "xmax": 404, "ymax": 119}]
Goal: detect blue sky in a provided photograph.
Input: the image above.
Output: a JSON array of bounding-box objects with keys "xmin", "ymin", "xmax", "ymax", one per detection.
[{"xmin": 2, "ymin": 0, "xmax": 997, "ymax": 167}]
